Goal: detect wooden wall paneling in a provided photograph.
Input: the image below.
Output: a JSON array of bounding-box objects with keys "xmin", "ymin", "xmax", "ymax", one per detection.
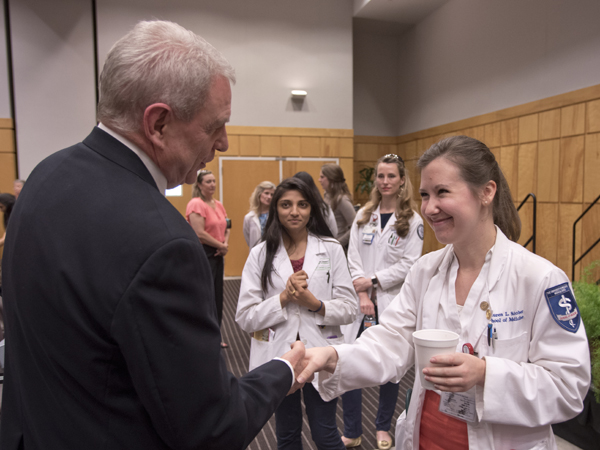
[
  {"xmin": 260, "ymin": 135, "xmax": 281, "ymax": 156},
  {"xmin": 221, "ymin": 159, "xmax": 280, "ymax": 276},
  {"xmin": 300, "ymin": 137, "xmax": 321, "ymax": 157},
  {"xmin": 378, "ymin": 143, "xmax": 398, "ymax": 160},
  {"xmin": 557, "ymin": 203, "xmax": 583, "ymax": 280},
  {"xmin": 226, "ymin": 134, "xmax": 240, "ymax": 156},
  {"xmin": 484, "ymin": 122, "xmax": 501, "ymax": 147},
  {"xmin": 499, "ymin": 145, "xmax": 518, "ymax": 201},
  {"xmin": 339, "ymin": 138, "xmax": 353, "ymax": 158},
  {"xmin": 0, "ymin": 152, "xmax": 17, "ymax": 194},
  {"xmin": 584, "ymin": 133, "xmax": 600, "ymax": 203},
  {"xmin": 587, "ymin": 99, "xmax": 600, "ymax": 133},
  {"xmin": 519, "ymin": 114, "xmax": 539, "ymax": 143},
  {"xmin": 537, "ymin": 203, "xmax": 559, "ymax": 265},
  {"xmin": 239, "ymin": 135, "xmax": 261, "ymax": 156},
  {"xmin": 559, "ymin": 136, "xmax": 584, "ymax": 203},
  {"xmin": 500, "ymin": 118, "xmax": 519, "ymax": 146},
  {"xmin": 0, "ymin": 128, "xmax": 15, "ymax": 153},
  {"xmin": 517, "ymin": 202, "xmax": 534, "ymax": 251},
  {"xmin": 517, "ymin": 143, "xmax": 537, "ymax": 201},
  {"xmin": 405, "ymin": 159, "xmax": 420, "ymax": 197},
  {"xmin": 580, "ymin": 204, "xmax": 600, "ymax": 278},
  {"xmin": 398, "ymin": 140, "xmax": 417, "ymax": 161},
  {"xmin": 166, "ymin": 183, "xmax": 193, "ymax": 218},
  {"xmin": 463, "ymin": 125, "xmax": 485, "ymax": 142},
  {"xmin": 561, "ymin": 103, "xmax": 586, "ymax": 137},
  {"xmin": 539, "ymin": 109, "xmax": 561, "ymax": 140},
  {"xmin": 281, "ymin": 136, "xmax": 300, "ymax": 157},
  {"xmin": 536, "ymin": 139, "xmax": 560, "ymax": 202},
  {"xmin": 354, "ymin": 143, "xmax": 378, "ymax": 162},
  {"xmin": 321, "ymin": 137, "xmax": 339, "ymax": 157}
]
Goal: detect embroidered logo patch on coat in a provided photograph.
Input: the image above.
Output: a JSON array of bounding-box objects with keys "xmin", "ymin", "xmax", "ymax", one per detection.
[{"xmin": 544, "ymin": 282, "xmax": 580, "ymax": 333}]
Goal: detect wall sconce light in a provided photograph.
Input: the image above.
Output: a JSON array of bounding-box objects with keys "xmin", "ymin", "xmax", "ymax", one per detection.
[{"xmin": 291, "ymin": 90, "xmax": 307, "ymax": 98}]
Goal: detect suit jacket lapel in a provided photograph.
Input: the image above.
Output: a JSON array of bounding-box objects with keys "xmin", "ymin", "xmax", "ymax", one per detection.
[{"xmin": 83, "ymin": 127, "xmax": 158, "ymax": 190}]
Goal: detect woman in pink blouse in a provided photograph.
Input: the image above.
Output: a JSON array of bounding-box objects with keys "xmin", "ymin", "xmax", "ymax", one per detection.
[{"xmin": 186, "ymin": 170, "xmax": 230, "ymax": 348}]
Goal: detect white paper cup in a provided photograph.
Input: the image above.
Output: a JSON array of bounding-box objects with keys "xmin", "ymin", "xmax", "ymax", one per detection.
[{"xmin": 412, "ymin": 329, "xmax": 459, "ymax": 390}]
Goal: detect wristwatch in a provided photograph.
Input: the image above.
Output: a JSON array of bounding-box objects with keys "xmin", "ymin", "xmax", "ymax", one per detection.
[{"xmin": 371, "ymin": 276, "xmax": 378, "ymax": 287}]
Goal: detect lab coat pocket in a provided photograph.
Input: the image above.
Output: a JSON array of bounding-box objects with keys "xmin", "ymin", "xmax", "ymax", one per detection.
[
  {"xmin": 490, "ymin": 331, "xmax": 528, "ymax": 363},
  {"xmin": 249, "ymin": 337, "xmax": 272, "ymax": 371},
  {"xmin": 309, "ymin": 272, "xmax": 332, "ymax": 300},
  {"xmin": 320, "ymin": 325, "xmax": 344, "ymax": 346}
]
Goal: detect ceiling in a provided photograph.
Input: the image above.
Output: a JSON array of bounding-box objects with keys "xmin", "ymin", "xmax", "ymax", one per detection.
[{"xmin": 353, "ymin": 0, "xmax": 449, "ymax": 35}]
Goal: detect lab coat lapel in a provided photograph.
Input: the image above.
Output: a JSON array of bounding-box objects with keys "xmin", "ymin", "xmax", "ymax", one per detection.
[
  {"xmin": 421, "ymin": 245, "xmax": 455, "ymax": 330},
  {"xmin": 303, "ymin": 234, "xmax": 324, "ymax": 280},
  {"xmin": 272, "ymin": 238, "xmax": 293, "ymax": 286}
]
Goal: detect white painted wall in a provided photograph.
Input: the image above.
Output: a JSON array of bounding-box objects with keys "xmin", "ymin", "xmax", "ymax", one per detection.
[
  {"xmin": 8, "ymin": 0, "xmax": 353, "ymax": 178},
  {"xmin": 353, "ymin": 30, "xmax": 400, "ymax": 136},
  {"xmin": 96, "ymin": 0, "xmax": 353, "ymax": 130},
  {"xmin": 0, "ymin": 4, "xmax": 11, "ymax": 119},
  {"xmin": 393, "ymin": 0, "xmax": 600, "ymax": 135},
  {"xmin": 10, "ymin": 0, "xmax": 96, "ymax": 178}
]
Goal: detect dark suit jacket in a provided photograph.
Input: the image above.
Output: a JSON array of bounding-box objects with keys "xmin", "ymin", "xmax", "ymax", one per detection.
[{"xmin": 0, "ymin": 127, "xmax": 291, "ymax": 449}]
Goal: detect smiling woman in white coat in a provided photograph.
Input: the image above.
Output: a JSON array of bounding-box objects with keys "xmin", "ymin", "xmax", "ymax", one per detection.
[
  {"xmin": 243, "ymin": 181, "xmax": 275, "ymax": 248},
  {"xmin": 341, "ymin": 153, "xmax": 424, "ymax": 450},
  {"xmin": 236, "ymin": 177, "xmax": 358, "ymax": 450},
  {"xmin": 301, "ymin": 136, "xmax": 591, "ymax": 450}
]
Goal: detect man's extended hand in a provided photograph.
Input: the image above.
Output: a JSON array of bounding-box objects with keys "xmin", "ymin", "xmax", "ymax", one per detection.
[
  {"xmin": 281, "ymin": 341, "xmax": 311, "ymax": 394},
  {"xmin": 296, "ymin": 346, "xmax": 339, "ymax": 385}
]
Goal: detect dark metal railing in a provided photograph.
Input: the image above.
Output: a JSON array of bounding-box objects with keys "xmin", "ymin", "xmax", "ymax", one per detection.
[
  {"xmin": 572, "ymin": 193, "xmax": 600, "ymax": 281},
  {"xmin": 517, "ymin": 193, "xmax": 537, "ymax": 254}
]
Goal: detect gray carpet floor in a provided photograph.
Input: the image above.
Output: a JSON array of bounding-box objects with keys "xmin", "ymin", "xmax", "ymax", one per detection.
[{"xmin": 221, "ymin": 278, "xmax": 415, "ymax": 450}]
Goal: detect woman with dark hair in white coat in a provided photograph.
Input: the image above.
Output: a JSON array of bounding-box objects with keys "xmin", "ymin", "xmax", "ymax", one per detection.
[
  {"xmin": 341, "ymin": 154, "xmax": 423, "ymax": 450},
  {"xmin": 243, "ymin": 181, "xmax": 275, "ymax": 248},
  {"xmin": 236, "ymin": 177, "xmax": 357, "ymax": 450},
  {"xmin": 300, "ymin": 136, "xmax": 591, "ymax": 450},
  {"xmin": 293, "ymin": 171, "xmax": 338, "ymax": 238}
]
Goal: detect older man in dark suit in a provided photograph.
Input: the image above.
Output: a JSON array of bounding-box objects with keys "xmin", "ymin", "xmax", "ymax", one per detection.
[{"xmin": 0, "ymin": 20, "xmax": 305, "ymax": 450}]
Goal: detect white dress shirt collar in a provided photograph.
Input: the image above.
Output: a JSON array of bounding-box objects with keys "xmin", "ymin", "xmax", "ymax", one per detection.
[{"xmin": 98, "ymin": 123, "xmax": 168, "ymax": 195}]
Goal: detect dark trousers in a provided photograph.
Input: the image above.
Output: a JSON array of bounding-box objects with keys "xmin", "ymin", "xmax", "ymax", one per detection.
[
  {"xmin": 202, "ymin": 244, "xmax": 224, "ymax": 326},
  {"xmin": 276, "ymin": 382, "xmax": 345, "ymax": 450},
  {"xmin": 341, "ymin": 382, "xmax": 399, "ymax": 438}
]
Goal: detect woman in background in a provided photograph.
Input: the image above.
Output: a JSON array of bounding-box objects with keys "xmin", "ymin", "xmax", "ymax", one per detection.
[
  {"xmin": 243, "ymin": 181, "xmax": 276, "ymax": 248},
  {"xmin": 293, "ymin": 171, "xmax": 338, "ymax": 238},
  {"xmin": 319, "ymin": 165, "xmax": 356, "ymax": 250},
  {"xmin": 342, "ymin": 154, "xmax": 423, "ymax": 449},
  {"xmin": 236, "ymin": 177, "xmax": 357, "ymax": 450},
  {"xmin": 186, "ymin": 170, "xmax": 230, "ymax": 348}
]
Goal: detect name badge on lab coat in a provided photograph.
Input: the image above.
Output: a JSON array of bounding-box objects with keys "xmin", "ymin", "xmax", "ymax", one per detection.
[
  {"xmin": 362, "ymin": 224, "xmax": 377, "ymax": 245},
  {"xmin": 439, "ymin": 390, "xmax": 476, "ymax": 423},
  {"xmin": 315, "ymin": 259, "xmax": 331, "ymax": 272}
]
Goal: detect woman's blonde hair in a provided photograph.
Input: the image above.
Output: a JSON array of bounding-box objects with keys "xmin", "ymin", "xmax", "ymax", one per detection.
[
  {"xmin": 356, "ymin": 154, "xmax": 415, "ymax": 238},
  {"xmin": 249, "ymin": 181, "xmax": 276, "ymax": 215},
  {"xmin": 192, "ymin": 170, "xmax": 213, "ymax": 200},
  {"xmin": 321, "ymin": 164, "xmax": 352, "ymax": 211}
]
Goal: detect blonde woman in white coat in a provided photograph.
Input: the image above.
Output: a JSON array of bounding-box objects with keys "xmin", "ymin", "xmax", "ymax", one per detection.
[
  {"xmin": 236, "ymin": 177, "xmax": 357, "ymax": 450},
  {"xmin": 243, "ymin": 181, "xmax": 275, "ymax": 248},
  {"xmin": 341, "ymin": 154, "xmax": 423, "ymax": 450},
  {"xmin": 299, "ymin": 136, "xmax": 590, "ymax": 450}
]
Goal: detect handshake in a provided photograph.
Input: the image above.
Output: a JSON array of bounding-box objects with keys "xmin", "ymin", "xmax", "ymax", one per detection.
[{"xmin": 280, "ymin": 341, "xmax": 340, "ymax": 394}]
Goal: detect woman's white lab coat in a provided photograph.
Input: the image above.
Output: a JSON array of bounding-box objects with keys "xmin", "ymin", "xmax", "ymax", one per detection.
[
  {"xmin": 236, "ymin": 233, "xmax": 358, "ymax": 378},
  {"xmin": 319, "ymin": 228, "xmax": 591, "ymax": 450},
  {"xmin": 343, "ymin": 206, "xmax": 424, "ymax": 342},
  {"xmin": 243, "ymin": 211, "xmax": 262, "ymax": 248}
]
